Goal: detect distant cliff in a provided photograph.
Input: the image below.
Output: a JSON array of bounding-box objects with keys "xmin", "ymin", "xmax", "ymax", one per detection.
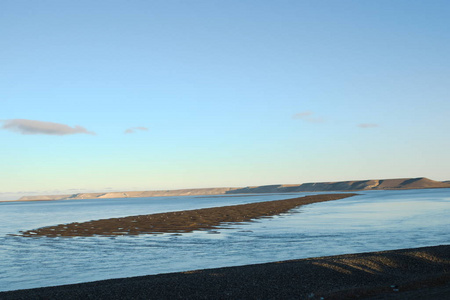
[
  {"xmin": 18, "ymin": 188, "xmax": 237, "ymax": 201},
  {"xmin": 17, "ymin": 177, "xmax": 450, "ymax": 201},
  {"xmin": 226, "ymin": 177, "xmax": 450, "ymax": 194}
]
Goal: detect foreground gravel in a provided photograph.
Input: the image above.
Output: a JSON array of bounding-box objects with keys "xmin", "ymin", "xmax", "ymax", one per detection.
[{"xmin": 1, "ymin": 244, "xmax": 449, "ymax": 299}]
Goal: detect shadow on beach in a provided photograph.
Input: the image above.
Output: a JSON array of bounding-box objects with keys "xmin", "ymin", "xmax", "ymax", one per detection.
[{"xmin": 1, "ymin": 245, "xmax": 449, "ymax": 299}]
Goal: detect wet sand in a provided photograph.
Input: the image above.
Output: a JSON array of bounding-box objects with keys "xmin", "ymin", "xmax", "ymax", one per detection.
[
  {"xmin": 1, "ymin": 244, "xmax": 449, "ymax": 299},
  {"xmin": 19, "ymin": 193, "xmax": 356, "ymax": 237}
]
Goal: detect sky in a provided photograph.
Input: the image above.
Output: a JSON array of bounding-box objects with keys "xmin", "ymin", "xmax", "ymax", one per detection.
[{"xmin": 1, "ymin": 1, "xmax": 449, "ymax": 200}]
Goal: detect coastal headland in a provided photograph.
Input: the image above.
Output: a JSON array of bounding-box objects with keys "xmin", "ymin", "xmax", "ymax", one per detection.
[
  {"xmin": 14, "ymin": 177, "xmax": 450, "ymax": 202},
  {"xmin": 2, "ymin": 244, "xmax": 449, "ymax": 299},
  {"xmin": 19, "ymin": 193, "xmax": 356, "ymax": 237}
]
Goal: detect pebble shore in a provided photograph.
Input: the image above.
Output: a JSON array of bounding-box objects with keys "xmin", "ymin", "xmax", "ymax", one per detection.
[{"xmin": 1, "ymin": 244, "xmax": 449, "ymax": 299}]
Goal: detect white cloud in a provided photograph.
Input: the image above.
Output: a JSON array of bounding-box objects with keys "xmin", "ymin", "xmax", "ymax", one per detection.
[
  {"xmin": 292, "ymin": 111, "xmax": 313, "ymax": 119},
  {"xmin": 358, "ymin": 123, "xmax": 379, "ymax": 128},
  {"xmin": 1, "ymin": 119, "xmax": 96, "ymax": 135},
  {"xmin": 124, "ymin": 126, "xmax": 149, "ymax": 134},
  {"xmin": 292, "ymin": 111, "xmax": 324, "ymax": 123}
]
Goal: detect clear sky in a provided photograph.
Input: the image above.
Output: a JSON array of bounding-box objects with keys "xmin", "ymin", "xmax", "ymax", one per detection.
[{"xmin": 1, "ymin": 1, "xmax": 449, "ymax": 200}]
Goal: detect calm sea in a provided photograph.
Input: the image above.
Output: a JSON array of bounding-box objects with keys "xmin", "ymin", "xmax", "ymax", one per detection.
[{"xmin": 0, "ymin": 189, "xmax": 449, "ymax": 292}]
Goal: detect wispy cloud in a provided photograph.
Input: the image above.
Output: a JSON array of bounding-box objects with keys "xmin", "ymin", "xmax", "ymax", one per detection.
[
  {"xmin": 292, "ymin": 111, "xmax": 313, "ymax": 119},
  {"xmin": 292, "ymin": 111, "xmax": 324, "ymax": 123},
  {"xmin": 358, "ymin": 123, "xmax": 379, "ymax": 128},
  {"xmin": 124, "ymin": 126, "xmax": 149, "ymax": 134},
  {"xmin": 0, "ymin": 119, "xmax": 96, "ymax": 135}
]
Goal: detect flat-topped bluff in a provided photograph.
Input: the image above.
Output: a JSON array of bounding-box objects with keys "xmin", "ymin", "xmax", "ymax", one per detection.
[
  {"xmin": 17, "ymin": 177, "xmax": 450, "ymax": 201},
  {"xmin": 18, "ymin": 188, "xmax": 237, "ymax": 201},
  {"xmin": 228, "ymin": 177, "xmax": 450, "ymax": 194}
]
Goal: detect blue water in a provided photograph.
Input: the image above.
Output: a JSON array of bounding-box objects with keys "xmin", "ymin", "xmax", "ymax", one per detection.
[{"xmin": 0, "ymin": 189, "xmax": 449, "ymax": 292}]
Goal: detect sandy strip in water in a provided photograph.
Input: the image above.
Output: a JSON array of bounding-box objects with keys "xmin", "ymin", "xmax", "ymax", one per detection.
[{"xmin": 19, "ymin": 193, "xmax": 356, "ymax": 237}]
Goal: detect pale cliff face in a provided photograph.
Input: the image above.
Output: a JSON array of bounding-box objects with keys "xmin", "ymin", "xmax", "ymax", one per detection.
[
  {"xmin": 17, "ymin": 188, "xmax": 239, "ymax": 201},
  {"xmin": 15, "ymin": 178, "xmax": 450, "ymax": 202}
]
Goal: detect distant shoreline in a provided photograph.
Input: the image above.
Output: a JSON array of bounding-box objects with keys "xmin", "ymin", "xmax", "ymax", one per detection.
[{"xmin": 4, "ymin": 177, "xmax": 450, "ymax": 203}]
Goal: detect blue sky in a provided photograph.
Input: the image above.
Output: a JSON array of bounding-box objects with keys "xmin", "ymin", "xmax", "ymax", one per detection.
[{"xmin": 1, "ymin": 1, "xmax": 449, "ymax": 200}]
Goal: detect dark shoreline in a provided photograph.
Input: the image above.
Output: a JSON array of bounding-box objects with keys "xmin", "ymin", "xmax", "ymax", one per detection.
[
  {"xmin": 2, "ymin": 244, "xmax": 449, "ymax": 299},
  {"xmin": 19, "ymin": 193, "xmax": 356, "ymax": 237}
]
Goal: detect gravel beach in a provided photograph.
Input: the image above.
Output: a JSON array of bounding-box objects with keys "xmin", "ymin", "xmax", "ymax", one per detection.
[{"xmin": 1, "ymin": 244, "xmax": 449, "ymax": 299}]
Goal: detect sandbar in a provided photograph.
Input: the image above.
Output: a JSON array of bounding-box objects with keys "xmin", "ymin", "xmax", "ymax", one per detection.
[{"xmin": 19, "ymin": 193, "xmax": 356, "ymax": 237}]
